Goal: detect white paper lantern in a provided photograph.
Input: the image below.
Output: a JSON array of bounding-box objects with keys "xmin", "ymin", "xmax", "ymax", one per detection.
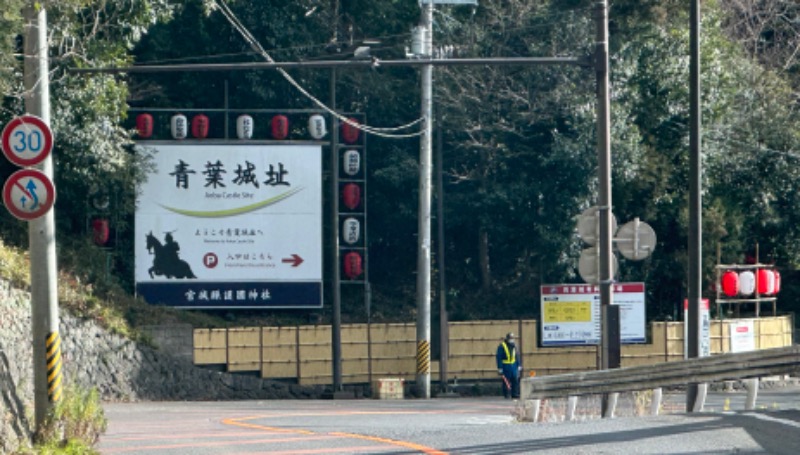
[
  {"xmin": 739, "ymin": 270, "xmax": 756, "ymax": 296},
  {"xmin": 236, "ymin": 114, "xmax": 254, "ymax": 139},
  {"xmin": 342, "ymin": 217, "xmax": 361, "ymax": 245},
  {"xmin": 343, "ymin": 149, "xmax": 361, "ymax": 176},
  {"xmin": 308, "ymin": 114, "xmax": 327, "ymax": 139},
  {"xmin": 171, "ymin": 114, "xmax": 188, "ymax": 140}
]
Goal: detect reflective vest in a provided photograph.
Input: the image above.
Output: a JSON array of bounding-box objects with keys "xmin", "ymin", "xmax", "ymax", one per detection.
[{"xmin": 501, "ymin": 342, "xmax": 516, "ymax": 364}]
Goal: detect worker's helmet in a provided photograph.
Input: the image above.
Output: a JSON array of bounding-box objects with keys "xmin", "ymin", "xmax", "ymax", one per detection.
[{"xmin": 505, "ymin": 332, "xmax": 515, "ymax": 341}]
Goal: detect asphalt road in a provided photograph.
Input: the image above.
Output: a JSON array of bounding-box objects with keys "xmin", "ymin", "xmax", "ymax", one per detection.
[{"xmin": 97, "ymin": 387, "xmax": 800, "ymax": 454}]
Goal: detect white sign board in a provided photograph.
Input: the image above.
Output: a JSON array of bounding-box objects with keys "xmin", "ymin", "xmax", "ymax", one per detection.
[
  {"xmin": 730, "ymin": 320, "xmax": 756, "ymax": 353},
  {"xmin": 135, "ymin": 144, "xmax": 322, "ymax": 309},
  {"xmin": 540, "ymin": 283, "xmax": 646, "ymax": 346},
  {"xmin": 683, "ymin": 299, "xmax": 711, "ymax": 358}
]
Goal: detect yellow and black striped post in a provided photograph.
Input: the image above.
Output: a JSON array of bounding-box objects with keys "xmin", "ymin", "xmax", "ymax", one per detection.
[
  {"xmin": 416, "ymin": 339, "xmax": 430, "ymax": 375},
  {"xmin": 45, "ymin": 332, "xmax": 62, "ymax": 403}
]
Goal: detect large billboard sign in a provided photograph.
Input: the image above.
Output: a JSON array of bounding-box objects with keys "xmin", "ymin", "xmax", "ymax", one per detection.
[
  {"xmin": 540, "ymin": 283, "xmax": 646, "ymax": 346},
  {"xmin": 135, "ymin": 144, "xmax": 322, "ymax": 309}
]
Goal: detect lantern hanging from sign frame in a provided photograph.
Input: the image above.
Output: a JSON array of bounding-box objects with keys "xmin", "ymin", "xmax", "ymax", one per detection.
[
  {"xmin": 739, "ymin": 270, "xmax": 756, "ymax": 296},
  {"xmin": 342, "ymin": 217, "xmax": 361, "ymax": 245},
  {"xmin": 91, "ymin": 218, "xmax": 110, "ymax": 246},
  {"xmin": 721, "ymin": 270, "xmax": 739, "ymax": 297},
  {"xmin": 171, "ymin": 114, "xmax": 188, "ymax": 140},
  {"xmin": 308, "ymin": 114, "xmax": 327, "ymax": 139},
  {"xmin": 191, "ymin": 114, "xmax": 209, "ymax": 139},
  {"xmin": 343, "ymin": 251, "xmax": 363, "ymax": 279},
  {"xmin": 343, "ymin": 150, "xmax": 361, "ymax": 176},
  {"xmin": 236, "ymin": 114, "xmax": 254, "ymax": 139},
  {"xmin": 774, "ymin": 270, "xmax": 782, "ymax": 294},
  {"xmin": 342, "ymin": 183, "xmax": 361, "ymax": 210},
  {"xmin": 341, "ymin": 118, "xmax": 360, "ymax": 144},
  {"xmin": 136, "ymin": 113, "xmax": 153, "ymax": 138},
  {"xmin": 271, "ymin": 115, "xmax": 289, "ymax": 140}
]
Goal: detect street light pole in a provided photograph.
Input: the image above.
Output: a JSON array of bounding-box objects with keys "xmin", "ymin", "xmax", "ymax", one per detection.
[{"xmin": 415, "ymin": 1, "xmax": 434, "ymax": 400}]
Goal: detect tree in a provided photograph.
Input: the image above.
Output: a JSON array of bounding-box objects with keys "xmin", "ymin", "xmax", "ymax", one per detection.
[{"xmin": 1, "ymin": 1, "xmax": 175, "ymax": 288}]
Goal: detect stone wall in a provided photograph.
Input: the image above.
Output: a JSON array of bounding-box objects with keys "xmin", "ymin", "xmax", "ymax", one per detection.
[{"xmin": 0, "ymin": 280, "xmax": 325, "ymax": 452}]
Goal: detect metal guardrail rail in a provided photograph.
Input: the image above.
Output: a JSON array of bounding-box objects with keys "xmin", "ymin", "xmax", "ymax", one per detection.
[{"xmin": 522, "ymin": 345, "xmax": 800, "ymax": 400}]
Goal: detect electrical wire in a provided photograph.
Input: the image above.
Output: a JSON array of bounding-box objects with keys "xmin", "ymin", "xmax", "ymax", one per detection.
[{"xmin": 213, "ymin": 0, "xmax": 425, "ymax": 139}]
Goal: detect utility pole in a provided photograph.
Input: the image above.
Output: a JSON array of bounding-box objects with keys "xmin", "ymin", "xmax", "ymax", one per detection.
[
  {"xmin": 595, "ymin": 1, "xmax": 619, "ymax": 418},
  {"xmin": 687, "ymin": 0, "xmax": 707, "ymax": 413},
  {"xmin": 23, "ymin": 3, "xmax": 61, "ymax": 430},
  {"xmin": 415, "ymin": 1, "xmax": 434, "ymax": 399},
  {"xmin": 330, "ymin": 68, "xmax": 343, "ymax": 391},
  {"xmin": 436, "ymin": 114, "xmax": 449, "ymax": 394}
]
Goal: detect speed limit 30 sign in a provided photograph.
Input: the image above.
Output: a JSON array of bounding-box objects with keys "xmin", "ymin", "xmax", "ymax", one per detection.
[{"xmin": 1, "ymin": 114, "xmax": 53, "ymax": 167}]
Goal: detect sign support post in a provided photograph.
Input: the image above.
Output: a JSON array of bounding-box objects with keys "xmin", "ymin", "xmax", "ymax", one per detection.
[{"xmin": 23, "ymin": 3, "xmax": 61, "ymax": 431}]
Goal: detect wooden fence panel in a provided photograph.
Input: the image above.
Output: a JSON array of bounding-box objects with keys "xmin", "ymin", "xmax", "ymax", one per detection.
[
  {"xmin": 227, "ymin": 327, "xmax": 260, "ymax": 372},
  {"xmin": 665, "ymin": 322, "xmax": 685, "ymax": 361},
  {"xmin": 369, "ymin": 323, "xmax": 416, "ymax": 380},
  {"xmin": 193, "ymin": 315, "xmax": 794, "ymax": 385},
  {"xmin": 261, "ymin": 327, "xmax": 297, "ymax": 379},
  {"xmin": 341, "ymin": 324, "xmax": 370, "ymax": 383},
  {"xmin": 193, "ymin": 328, "xmax": 227, "ymax": 365},
  {"xmin": 298, "ymin": 325, "xmax": 332, "ymax": 385},
  {"xmin": 533, "ymin": 347, "xmax": 597, "ymax": 375}
]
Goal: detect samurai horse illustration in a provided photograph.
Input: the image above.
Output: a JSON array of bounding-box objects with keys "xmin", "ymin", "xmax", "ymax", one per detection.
[{"xmin": 146, "ymin": 231, "xmax": 196, "ymax": 279}]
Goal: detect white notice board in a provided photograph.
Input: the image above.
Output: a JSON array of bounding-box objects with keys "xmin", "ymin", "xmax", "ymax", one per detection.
[{"xmin": 540, "ymin": 283, "xmax": 646, "ymax": 346}]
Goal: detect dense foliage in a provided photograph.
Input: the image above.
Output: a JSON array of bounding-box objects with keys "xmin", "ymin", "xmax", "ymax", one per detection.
[{"xmin": 2, "ymin": 0, "xmax": 800, "ymax": 325}]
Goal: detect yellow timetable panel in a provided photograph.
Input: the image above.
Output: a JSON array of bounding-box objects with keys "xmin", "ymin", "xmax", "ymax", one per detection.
[{"xmin": 543, "ymin": 301, "xmax": 592, "ymax": 323}]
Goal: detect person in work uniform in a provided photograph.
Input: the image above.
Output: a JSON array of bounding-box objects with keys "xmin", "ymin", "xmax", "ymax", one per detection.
[{"xmin": 496, "ymin": 332, "xmax": 522, "ymax": 399}]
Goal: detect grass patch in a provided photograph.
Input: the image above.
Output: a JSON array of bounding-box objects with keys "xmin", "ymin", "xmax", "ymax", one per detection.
[{"xmin": 13, "ymin": 384, "xmax": 107, "ymax": 455}]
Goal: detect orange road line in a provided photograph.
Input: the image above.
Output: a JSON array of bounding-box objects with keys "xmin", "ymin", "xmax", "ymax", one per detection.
[
  {"xmin": 103, "ymin": 431, "xmax": 264, "ymax": 441},
  {"xmin": 229, "ymin": 445, "xmax": 399, "ymax": 455},
  {"xmin": 222, "ymin": 417, "xmax": 316, "ymax": 434},
  {"xmin": 100, "ymin": 435, "xmax": 337, "ymax": 453},
  {"xmin": 223, "ymin": 416, "xmax": 449, "ymax": 455},
  {"xmin": 330, "ymin": 432, "xmax": 449, "ymax": 455}
]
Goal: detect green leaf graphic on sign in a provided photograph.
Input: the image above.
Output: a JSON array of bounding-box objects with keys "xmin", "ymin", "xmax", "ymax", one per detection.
[{"xmin": 160, "ymin": 187, "xmax": 304, "ymax": 217}]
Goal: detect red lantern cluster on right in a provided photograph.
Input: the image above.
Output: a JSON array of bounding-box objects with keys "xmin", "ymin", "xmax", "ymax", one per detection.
[{"xmin": 720, "ymin": 268, "xmax": 781, "ymax": 297}]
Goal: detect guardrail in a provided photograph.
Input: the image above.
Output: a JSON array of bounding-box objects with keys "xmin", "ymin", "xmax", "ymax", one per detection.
[{"xmin": 520, "ymin": 345, "xmax": 800, "ymax": 421}]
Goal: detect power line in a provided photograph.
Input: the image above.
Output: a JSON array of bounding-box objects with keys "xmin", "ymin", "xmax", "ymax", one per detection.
[{"xmin": 212, "ymin": 0, "xmax": 424, "ymax": 139}]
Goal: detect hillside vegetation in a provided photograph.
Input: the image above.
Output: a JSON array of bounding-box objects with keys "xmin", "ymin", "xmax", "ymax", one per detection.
[{"xmin": 1, "ymin": 1, "xmax": 800, "ymax": 327}]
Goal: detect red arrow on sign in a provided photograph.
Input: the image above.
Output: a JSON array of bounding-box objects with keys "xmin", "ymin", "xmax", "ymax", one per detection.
[{"xmin": 281, "ymin": 254, "xmax": 304, "ymax": 267}]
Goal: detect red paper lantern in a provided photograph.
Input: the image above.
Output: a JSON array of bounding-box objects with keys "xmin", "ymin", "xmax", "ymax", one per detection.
[
  {"xmin": 774, "ymin": 270, "xmax": 781, "ymax": 294},
  {"xmin": 342, "ymin": 183, "xmax": 361, "ymax": 210},
  {"xmin": 91, "ymin": 218, "xmax": 110, "ymax": 246},
  {"xmin": 757, "ymin": 269, "xmax": 776, "ymax": 295},
  {"xmin": 721, "ymin": 270, "xmax": 739, "ymax": 297},
  {"xmin": 271, "ymin": 115, "xmax": 289, "ymax": 140},
  {"xmin": 191, "ymin": 114, "xmax": 209, "ymax": 139},
  {"xmin": 343, "ymin": 251, "xmax": 363, "ymax": 279},
  {"xmin": 135, "ymin": 113, "xmax": 153, "ymax": 138},
  {"xmin": 341, "ymin": 118, "xmax": 360, "ymax": 144}
]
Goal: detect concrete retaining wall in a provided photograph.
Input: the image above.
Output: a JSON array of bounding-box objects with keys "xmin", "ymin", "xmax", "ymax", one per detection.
[{"xmin": 0, "ymin": 280, "xmax": 325, "ymax": 452}]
